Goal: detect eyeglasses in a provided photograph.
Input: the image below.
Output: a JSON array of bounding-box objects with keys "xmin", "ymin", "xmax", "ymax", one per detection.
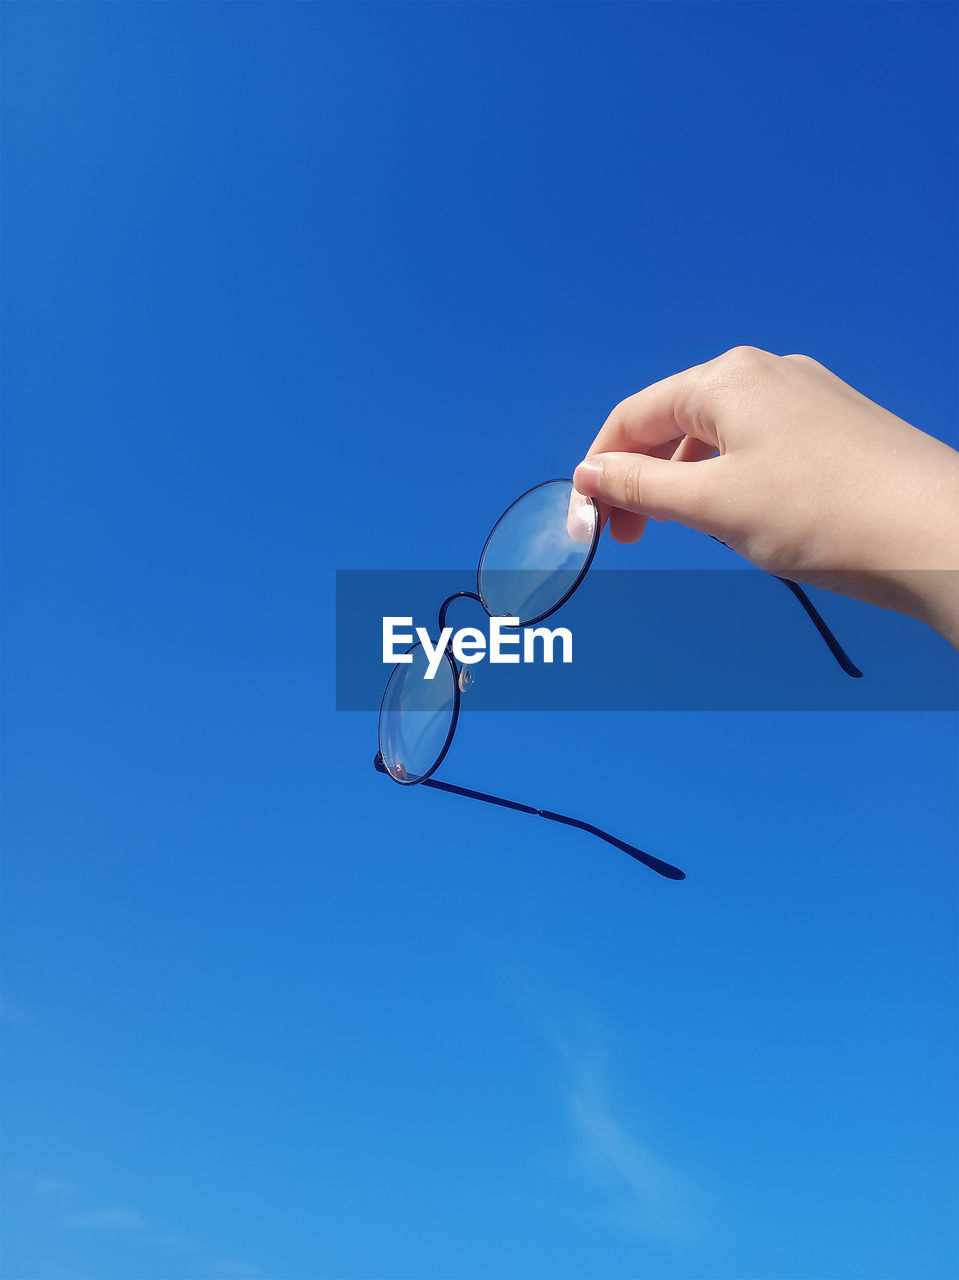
[{"xmin": 373, "ymin": 478, "xmax": 861, "ymax": 881}]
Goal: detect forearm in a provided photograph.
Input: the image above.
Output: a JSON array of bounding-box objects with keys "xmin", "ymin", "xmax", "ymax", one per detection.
[{"xmin": 908, "ymin": 571, "xmax": 959, "ymax": 648}]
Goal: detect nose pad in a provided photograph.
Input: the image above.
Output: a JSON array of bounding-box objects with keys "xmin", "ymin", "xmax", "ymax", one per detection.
[{"xmin": 458, "ymin": 667, "xmax": 474, "ymax": 693}]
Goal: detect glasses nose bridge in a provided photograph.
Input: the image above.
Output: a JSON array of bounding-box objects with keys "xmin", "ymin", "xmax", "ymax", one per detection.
[{"xmin": 437, "ymin": 590, "xmax": 485, "ymax": 636}]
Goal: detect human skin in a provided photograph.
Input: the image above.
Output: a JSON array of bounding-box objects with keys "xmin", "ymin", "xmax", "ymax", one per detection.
[{"xmin": 572, "ymin": 346, "xmax": 959, "ymax": 649}]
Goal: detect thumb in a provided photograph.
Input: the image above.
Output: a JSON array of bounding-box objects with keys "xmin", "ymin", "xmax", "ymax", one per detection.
[{"xmin": 572, "ymin": 450, "xmax": 724, "ymax": 533}]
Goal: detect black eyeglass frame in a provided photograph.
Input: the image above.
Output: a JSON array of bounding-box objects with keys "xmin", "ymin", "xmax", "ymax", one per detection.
[
  {"xmin": 378, "ymin": 480, "xmax": 602, "ymax": 789},
  {"xmin": 475, "ymin": 479, "xmax": 603, "ymax": 627},
  {"xmin": 374, "ymin": 477, "xmax": 862, "ymax": 881}
]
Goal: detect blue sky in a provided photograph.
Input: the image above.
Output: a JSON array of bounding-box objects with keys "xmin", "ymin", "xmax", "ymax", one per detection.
[{"xmin": 2, "ymin": 3, "xmax": 957, "ymax": 1278}]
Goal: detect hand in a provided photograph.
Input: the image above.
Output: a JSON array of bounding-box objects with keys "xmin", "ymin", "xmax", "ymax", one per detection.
[{"xmin": 573, "ymin": 346, "xmax": 959, "ymax": 646}]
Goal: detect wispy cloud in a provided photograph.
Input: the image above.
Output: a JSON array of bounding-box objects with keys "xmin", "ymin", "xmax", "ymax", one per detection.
[
  {"xmin": 209, "ymin": 1261, "xmax": 265, "ymax": 1279},
  {"xmin": 515, "ymin": 990, "xmax": 710, "ymax": 1249},
  {"xmin": 64, "ymin": 1206, "xmax": 147, "ymax": 1230},
  {"xmin": 53, "ymin": 1190, "xmax": 264, "ymax": 1274},
  {"xmin": 17, "ymin": 1166, "xmax": 265, "ymax": 1274},
  {"xmin": 566, "ymin": 1055, "xmax": 707, "ymax": 1243},
  {"xmin": 13, "ymin": 1171, "xmax": 74, "ymax": 1196}
]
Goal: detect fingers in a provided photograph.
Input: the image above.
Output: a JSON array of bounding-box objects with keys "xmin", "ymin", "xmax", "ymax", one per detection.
[
  {"xmin": 588, "ymin": 436, "xmax": 720, "ymax": 543},
  {"xmin": 576, "ymin": 348, "xmax": 775, "ymax": 542},
  {"xmin": 573, "ymin": 450, "xmax": 725, "ymax": 533},
  {"xmin": 672, "ymin": 435, "xmax": 719, "ymax": 464},
  {"xmin": 565, "ymin": 486, "xmax": 596, "ymax": 543},
  {"xmin": 587, "ymin": 359, "xmax": 725, "ymax": 459},
  {"xmin": 609, "ymin": 506, "xmax": 648, "ymax": 544}
]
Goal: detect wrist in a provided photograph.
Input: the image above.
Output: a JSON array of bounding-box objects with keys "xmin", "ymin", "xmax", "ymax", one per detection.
[{"xmin": 874, "ymin": 460, "xmax": 959, "ymax": 645}]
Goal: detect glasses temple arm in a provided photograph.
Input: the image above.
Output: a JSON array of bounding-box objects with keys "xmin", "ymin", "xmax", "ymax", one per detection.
[
  {"xmin": 374, "ymin": 756, "xmax": 685, "ymax": 880},
  {"xmin": 708, "ymin": 537, "xmax": 862, "ymax": 678},
  {"xmin": 775, "ymin": 576, "xmax": 862, "ymax": 678}
]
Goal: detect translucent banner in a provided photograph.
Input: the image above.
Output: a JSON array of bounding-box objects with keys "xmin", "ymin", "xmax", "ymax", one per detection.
[{"xmin": 335, "ymin": 570, "xmax": 959, "ymax": 712}]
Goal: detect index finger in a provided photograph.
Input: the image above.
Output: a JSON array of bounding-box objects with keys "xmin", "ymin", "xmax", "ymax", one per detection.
[{"xmin": 587, "ymin": 359, "xmax": 723, "ymax": 459}]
